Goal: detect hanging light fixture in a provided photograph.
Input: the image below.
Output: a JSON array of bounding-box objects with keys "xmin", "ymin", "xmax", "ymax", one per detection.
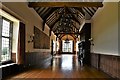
[
  {"xmin": 64, "ymin": 35, "xmax": 70, "ymax": 43},
  {"xmin": 57, "ymin": 7, "xmax": 73, "ymax": 33}
]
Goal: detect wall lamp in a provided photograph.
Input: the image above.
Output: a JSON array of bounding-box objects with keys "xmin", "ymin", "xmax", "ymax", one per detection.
[
  {"xmin": 28, "ymin": 34, "xmax": 34, "ymax": 43},
  {"xmin": 89, "ymin": 38, "xmax": 94, "ymax": 46}
]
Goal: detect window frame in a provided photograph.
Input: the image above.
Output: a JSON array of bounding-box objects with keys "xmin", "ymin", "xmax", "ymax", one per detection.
[
  {"xmin": 62, "ymin": 40, "xmax": 73, "ymax": 53},
  {"xmin": 1, "ymin": 17, "xmax": 13, "ymax": 63}
]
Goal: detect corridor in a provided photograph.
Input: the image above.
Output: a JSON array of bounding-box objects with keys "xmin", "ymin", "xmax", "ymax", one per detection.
[
  {"xmin": 0, "ymin": 1, "xmax": 119, "ymax": 79},
  {"xmin": 6, "ymin": 54, "xmax": 110, "ymax": 79}
]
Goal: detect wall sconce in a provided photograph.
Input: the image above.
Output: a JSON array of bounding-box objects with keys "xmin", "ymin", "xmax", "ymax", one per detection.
[
  {"xmin": 89, "ymin": 38, "xmax": 94, "ymax": 46},
  {"xmin": 89, "ymin": 38, "xmax": 93, "ymax": 41},
  {"xmin": 28, "ymin": 34, "xmax": 34, "ymax": 43}
]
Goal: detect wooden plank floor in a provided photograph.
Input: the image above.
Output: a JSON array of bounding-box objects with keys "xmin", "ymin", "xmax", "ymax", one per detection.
[{"xmin": 5, "ymin": 54, "xmax": 110, "ymax": 79}]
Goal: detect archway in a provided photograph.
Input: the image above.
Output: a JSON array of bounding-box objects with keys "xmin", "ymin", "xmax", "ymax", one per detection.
[{"xmin": 59, "ymin": 34, "xmax": 76, "ymax": 54}]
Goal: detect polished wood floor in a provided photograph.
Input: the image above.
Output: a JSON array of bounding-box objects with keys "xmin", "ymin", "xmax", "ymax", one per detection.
[{"xmin": 6, "ymin": 54, "xmax": 110, "ymax": 79}]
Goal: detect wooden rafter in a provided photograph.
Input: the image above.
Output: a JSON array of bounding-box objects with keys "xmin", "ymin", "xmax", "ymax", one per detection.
[
  {"xmin": 66, "ymin": 8, "xmax": 80, "ymax": 25},
  {"xmin": 47, "ymin": 15, "xmax": 58, "ymax": 26},
  {"xmin": 46, "ymin": 12, "xmax": 56, "ymax": 23},
  {"xmin": 37, "ymin": 7, "xmax": 46, "ymax": 14},
  {"xmin": 55, "ymin": 32, "xmax": 80, "ymax": 35},
  {"xmin": 49, "ymin": 29, "xmax": 52, "ymax": 36},
  {"xmin": 54, "ymin": 26, "xmax": 77, "ymax": 34},
  {"xmin": 41, "ymin": 8, "xmax": 52, "ymax": 18},
  {"xmin": 50, "ymin": 7, "xmax": 81, "ymax": 31},
  {"xmin": 50, "ymin": 15, "xmax": 61, "ymax": 29},
  {"xmin": 87, "ymin": 7, "xmax": 95, "ymax": 15},
  {"xmin": 42, "ymin": 8, "xmax": 58, "ymax": 31},
  {"xmin": 72, "ymin": 24, "xmax": 79, "ymax": 30},
  {"xmin": 73, "ymin": 7, "xmax": 85, "ymax": 16},
  {"xmin": 91, "ymin": 7, "xmax": 97, "ymax": 12},
  {"xmin": 28, "ymin": 2, "xmax": 103, "ymax": 7},
  {"xmin": 83, "ymin": 7, "xmax": 93, "ymax": 17},
  {"xmin": 43, "ymin": 8, "xmax": 58, "ymax": 19},
  {"xmin": 58, "ymin": 34, "xmax": 77, "ymax": 40},
  {"xmin": 34, "ymin": 7, "xmax": 40, "ymax": 12},
  {"xmin": 42, "ymin": 20, "xmax": 46, "ymax": 31}
]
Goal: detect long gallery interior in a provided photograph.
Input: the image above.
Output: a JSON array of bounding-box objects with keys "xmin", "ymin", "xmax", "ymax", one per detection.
[{"xmin": 0, "ymin": 0, "xmax": 120, "ymax": 79}]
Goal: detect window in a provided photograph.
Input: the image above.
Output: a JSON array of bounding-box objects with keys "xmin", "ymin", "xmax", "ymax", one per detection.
[
  {"xmin": 62, "ymin": 40, "xmax": 73, "ymax": 53},
  {"xmin": 1, "ymin": 18, "xmax": 13, "ymax": 62}
]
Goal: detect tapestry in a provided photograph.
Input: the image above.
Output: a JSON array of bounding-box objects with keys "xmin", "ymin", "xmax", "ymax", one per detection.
[{"xmin": 34, "ymin": 26, "xmax": 50, "ymax": 49}]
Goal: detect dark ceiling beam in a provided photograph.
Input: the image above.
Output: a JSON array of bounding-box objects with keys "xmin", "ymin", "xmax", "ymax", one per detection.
[
  {"xmin": 54, "ymin": 26, "xmax": 77, "ymax": 34},
  {"xmin": 72, "ymin": 24, "xmax": 79, "ymax": 30},
  {"xmin": 83, "ymin": 7, "xmax": 93, "ymax": 17},
  {"xmin": 55, "ymin": 32, "xmax": 80, "ymax": 35},
  {"xmin": 73, "ymin": 7, "xmax": 85, "ymax": 16},
  {"xmin": 91, "ymin": 7, "xmax": 97, "ymax": 12},
  {"xmin": 50, "ymin": 16, "xmax": 80, "ymax": 32},
  {"xmin": 52, "ymin": 24, "xmax": 59, "ymax": 32},
  {"xmin": 34, "ymin": 7, "xmax": 39, "ymax": 10},
  {"xmin": 47, "ymin": 15, "xmax": 57, "ymax": 26},
  {"xmin": 71, "ymin": 15, "xmax": 80, "ymax": 25},
  {"xmin": 38, "ymin": 7, "xmax": 46, "ymax": 15},
  {"xmin": 71, "ymin": 34, "xmax": 78, "ymax": 39},
  {"xmin": 50, "ymin": 15, "xmax": 61, "ymax": 29},
  {"xmin": 87, "ymin": 7, "xmax": 95, "ymax": 15},
  {"xmin": 28, "ymin": 2, "xmax": 103, "ymax": 7},
  {"xmin": 46, "ymin": 12, "xmax": 55, "ymax": 22},
  {"xmin": 41, "ymin": 8, "xmax": 52, "ymax": 18},
  {"xmin": 78, "ymin": 14, "xmax": 82, "ymax": 19},
  {"xmin": 42, "ymin": 7, "xmax": 58, "ymax": 20},
  {"xmin": 66, "ymin": 8, "xmax": 80, "ymax": 25},
  {"xmin": 42, "ymin": 8, "xmax": 58, "ymax": 31},
  {"xmin": 52, "ymin": 19, "xmax": 79, "ymax": 33},
  {"xmin": 49, "ymin": 29, "xmax": 52, "ymax": 36},
  {"xmin": 42, "ymin": 20, "xmax": 46, "ymax": 31},
  {"xmin": 59, "ymin": 34, "xmax": 66, "ymax": 39},
  {"xmin": 34, "ymin": 7, "xmax": 40, "ymax": 12},
  {"xmin": 59, "ymin": 34, "xmax": 77, "ymax": 40}
]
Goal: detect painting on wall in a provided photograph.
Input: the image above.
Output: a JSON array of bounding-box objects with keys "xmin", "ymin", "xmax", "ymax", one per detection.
[{"xmin": 34, "ymin": 26, "xmax": 50, "ymax": 49}]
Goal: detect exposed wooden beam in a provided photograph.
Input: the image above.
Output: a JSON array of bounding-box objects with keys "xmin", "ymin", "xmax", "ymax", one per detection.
[
  {"xmin": 47, "ymin": 15, "xmax": 57, "ymax": 26},
  {"xmin": 43, "ymin": 7, "xmax": 58, "ymax": 20},
  {"xmin": 87, "ymin": 7, "xmax": 95, "ymax": 15},
  {"xmin": 49, "ymin": 29, "xmax": 52, "ymax": 36},
  {"xmin": 38, "ymin": 8, "xmax": 46, "ymax": 17},
  {"xmin": 52, "ymin": 24, "xmax": 59, "ymax": 32},
  {"xmin": 28, "ymin": 2, "xmax": 103, "ymax": 7},
  {"xmin": 83, "ymin": 7, "xmax": 93, "ymax": 17},
  {"xmin": 40, "ymin": 8, "xmax": 51, "ymax": 18},
  {"xmin": 66, "ymin": 8, "xmax": 80, "ymax": 25},
  {"xmin": 72, "ymin": 16, "xmax": 80, "ymax": 25},
  {"xmin": 51, "ymin": 17, "xmax": 80, "ymax": 31},
  {"xmin": 59, "ymin": 34, "xmax": 65, "ymax": 39},
  {"xmin": 35, "ymin": 7, "xmax": 40, "ymax": 12},
  {"xmin": 72, "ymin": 24, "xmax": 79, "ymax": 30},
  {"xmin": 46, "ymin": 12, "xmax": 56, "ymax": 22},
  {"xmin": 41, "ymin": 8, "xmax": 58, "ymax": 31},
  {"xmin": 42, "ymin": 20, "xmax": 46, "ymax": 31},
  {"xmin": 50, "ymin": 15, "xmax": 61, "ymax": 29},
  {"xmin": 73, "ymin": 7, "xmax": 85, "ymax": 16},
  {"xmin": 38, "ymin": 7, "xmax": 45, "ymax": 14},
  {"xmin": 55, "ymin": 32, "xmax": 80, "ymax": 35},
  {"xmin": 91, "ymin": 7, "xmax": 97, "ymax": 12}
]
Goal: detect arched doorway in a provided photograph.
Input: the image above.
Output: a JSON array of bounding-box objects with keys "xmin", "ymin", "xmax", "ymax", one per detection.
[{"xmin": 60, "ymin": 34, "xmax": 76, "ymax": 54}]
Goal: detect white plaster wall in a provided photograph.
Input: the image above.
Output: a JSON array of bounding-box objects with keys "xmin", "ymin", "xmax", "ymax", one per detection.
[
  {"xmin": 2, "ymin": 2, "xmax": 56, "ymax": 52},
  {"xmin": 91, "ymin": 2, "xmax": 119, "ymax": 56},
  {"xmin": 118, "ymin": 1, "xmax": 120, "ymax": 56}
]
